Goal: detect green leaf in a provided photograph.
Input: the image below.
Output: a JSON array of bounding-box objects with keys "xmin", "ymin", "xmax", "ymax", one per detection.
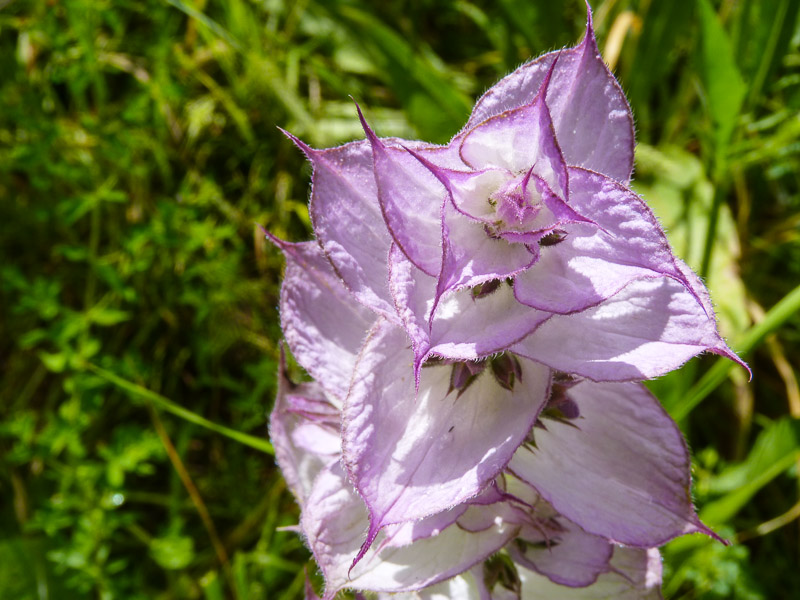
[
  {"xmin": 700, "ymin": 418, "xmax": 800, "ymax": 525},
  {"xmin": 707, "ymin": 418, "xmax": 800, "ymax": 495},
  {"xmin": 38, "ymin": 351, "xmax": 67, "ymax": 373},
  {"xmin": 200, "ymin": 570, "xmax": 225, "ymax": 600},
  {"xmin": 87, "ymin": 307, "xmax": 131, "ymax": 326},
  {"xmin": 732, "ymin": 0, "xmax": 800, "ymax": 108},
  {"xmin": 663, "ymin": 539, "xmax": 764, "ymax": 600},
  {"xmin": 233, "ymin": 552, "xmax": 251, "ymax": 600},
  {"xmin": 697, "ymin": 0, "xmax": 747, "ymax": 157},
  {"xmin": 330, "ymin": 4, "xmax": 472, "ymax": 142},
  {"xmin": 626, "ymin": 0, "xmax": 695, "ymax": 124},
  {"xmin": 149, "ymin": 535, "xmax": 195, "ymax": 570}
]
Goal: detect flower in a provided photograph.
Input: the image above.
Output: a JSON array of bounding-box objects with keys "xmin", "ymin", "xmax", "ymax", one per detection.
[
  {"xmin": 272, "ymin": 363, "xmax": 665, "ymax": 600},
  {"xmin": 281, "ymin": 7, "xmax": 745, "ymax": 385},
  {"xmin": 269, "ymin": 4, "xmax": 746, "ymax": 597},
  {"xmin": 270, "ymin": 238, "xmax": 716, "ymax": 599}
]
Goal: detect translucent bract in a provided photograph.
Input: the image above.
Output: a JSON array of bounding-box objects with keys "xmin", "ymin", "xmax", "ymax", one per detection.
[{"xmin": 269, "ymin": 6, "xmax": 744, "ymax": 599}]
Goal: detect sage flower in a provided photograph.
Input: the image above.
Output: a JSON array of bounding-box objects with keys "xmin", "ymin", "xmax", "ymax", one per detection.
[
  {"xmin": 270, "ymin": 4, "xmax": 745, "ymax": 597},
  {"xmin": 282, "ymin": 8, "xmax": 744, "ymax": 383},
  {"xmin": 270, "ymin": 238, "xmax": 714, "ymax": 598}
]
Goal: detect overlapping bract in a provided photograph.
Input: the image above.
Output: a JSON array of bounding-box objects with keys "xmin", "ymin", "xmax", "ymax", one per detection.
[{"xmin": 269, "ymin": 8, "xmax": 744, "ymax": 599}]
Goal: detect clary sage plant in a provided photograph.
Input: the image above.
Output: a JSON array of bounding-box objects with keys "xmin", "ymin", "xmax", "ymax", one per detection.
[{"xmin": 268, "ymin": 6, "xmax": 746, "ymax": 599}]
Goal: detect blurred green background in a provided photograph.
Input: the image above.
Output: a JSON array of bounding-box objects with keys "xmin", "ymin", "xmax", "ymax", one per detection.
[{"xmin": 2, "ymin": 0, "xmax": 800, "ymax": 598}]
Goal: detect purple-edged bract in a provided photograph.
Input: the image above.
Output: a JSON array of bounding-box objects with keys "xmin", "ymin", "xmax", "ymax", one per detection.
[{"xmin": 268, "ymin": 5, "xmax": 745, "ymax": 599}]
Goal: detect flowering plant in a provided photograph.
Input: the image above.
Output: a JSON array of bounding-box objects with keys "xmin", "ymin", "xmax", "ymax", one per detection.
[{"xmin": 268, "ymin": 6, "xmax": 745, "ymax": 599}]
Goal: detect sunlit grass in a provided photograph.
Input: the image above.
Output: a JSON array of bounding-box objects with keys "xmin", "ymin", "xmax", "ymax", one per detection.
[{"xmin": 1, "ymin": 0, "xmax": 799, "ymax": 598}]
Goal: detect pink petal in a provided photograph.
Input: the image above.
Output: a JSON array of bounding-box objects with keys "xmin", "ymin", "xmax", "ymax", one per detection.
[
  {"xmin": 304, "ymin": 462, "xmax": 515, "ymax": 597},
  {"xmin": 375, "ymin": 573, "xmax": 487, "ymax": 600},
  {"xmin": 387, "ymin": 243, "xmax": 434, "ymax": 374},
  {"xmin": 438, "ymin": 200, "xmax": 538, "ymax": 296},
  {"xmin": 394, "ymin": 156, "xmax": 539, "ymax": 307},
  {"xmin": 514, "ymin": 167, "xmax": 690, "ymax": 315},
  {"xmin": 456, "ymin": 501, "xmax": 530, "ymax": 534},
  {"xmin": 288, "ymin": 133, "xmax": 396, "ymax": 318},
  {"xmin": 459, "ymin": 67, "xmax": 568, "ymax": 200},
  {"xmin": 388, "ymin": 246, "xmax": 549, "ymax": 374},
  {"xmin": 269, "ymin": 353, "xmax": 339, "ymax": 503},
  {"xmin": 380, "ymin": 483, "xmax": 512, "ymax": 547},
  {"xmin": 422, "ymin": 165, "xmax": 513, "ymax": 224},
  {"xmin": 509, "ymin": 518, "xmax": 613, "ymax": 588},
  {"xmin": 463, "ymin": 10, "xmax": 634, "ymax": 182},
  {"xmin": 380, "ymin": 504, "xmax": 470, "ymax": 548},
  {"xmin": 342, "ymin": 321, "xmax": 550, "ymax": 557},
  {"xmin": 274, "ymin": 237, "xmax": 377, "ymax": 404},
  {"xmin": 674, "ymin": 258, "xmax": 750, "ymax": 376},
  {"xmin": 509, "ymin": 381, "xmax": 715, "ymax": 547},
  {"xmin": 512, "ymin": 276, "xmax": 740, "ymax": 381},
  {"xmin": 428, "ymin": 284, "xmax": 549, "ymax": 363},
  {"xmin": 517, "ymin": 547, "xmax": 663, "ymax": 599},
  {"xmin": 358, "ymin": 109, "xmax": 446, "ymax": 276}
]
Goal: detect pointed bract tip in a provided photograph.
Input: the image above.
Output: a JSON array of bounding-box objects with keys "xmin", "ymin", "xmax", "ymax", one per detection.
[
  {"xmin": 403, "ymin": 144, "xmax": 453, "ymax": 192},
  {"xmin": 580, "ymin": 1, "xmax": 599, "ymax": 53},
  {"xmin": 261, "ymin": 228, "xmax": 290, "ymax": 251},
  {"xmin": 692, "ymin": 519, "xmax": 728, "ymax": 545},
  {"xmin": 348, "ymin": 523, "xmax": 380, "ymax": 578},
  {"xmin": 413, "ymin": 352, "xmax": 425, "ymax": 393},
  {"xmin": 719, "ymin": 346, "xmax": 753, "ymax": 382},
  {"xmin": 536, "ymin": 48, "xmax": 562, "ymax": 103},
  {"xmin": 401, "ymin": 144, "xmax": 429, "ymax": 166},
  {"xmin": 352, "ymin": 98, "xmax": 381, "ymax": 147},
  {"xmin": 521, "ymin": 164, "xmax": 536, "ymax": 194},
  {"xmin": 277, "ymin": 126, "xmax": 315, "ymax": 157},
  {"xmin": 585, "ymin": 0, "xmax": 595, "ymax": 34},
  {"xmin": 739, "ymin": 359, "xmax": 753, "ymax": 382},
  {"xmin": 412, "ymin": 346, "xmax": 435, "ymax": 394},
  {"xmin": 261, "ymin": 230, "xmax": 308, "ymax": 267}
]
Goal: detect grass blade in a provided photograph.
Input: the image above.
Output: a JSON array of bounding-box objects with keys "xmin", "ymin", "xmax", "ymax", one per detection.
[
  {"xmin": 85, "ymin": 362, "xmax": 275, "ymax": 455},
  {"xmin": 673, "ymin": 282, "xmax": 800, "ymax": 420}
]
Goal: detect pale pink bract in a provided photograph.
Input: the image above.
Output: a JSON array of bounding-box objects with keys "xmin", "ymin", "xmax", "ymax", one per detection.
[{"xmin": 268, "ymin": 5, "xmax": 745, "ymax": 598}]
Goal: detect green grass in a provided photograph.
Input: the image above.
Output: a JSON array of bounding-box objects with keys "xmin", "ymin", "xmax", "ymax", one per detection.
[{"xmin": 1, "ymin": 0, "xmax": 800, "ymax": 598}]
